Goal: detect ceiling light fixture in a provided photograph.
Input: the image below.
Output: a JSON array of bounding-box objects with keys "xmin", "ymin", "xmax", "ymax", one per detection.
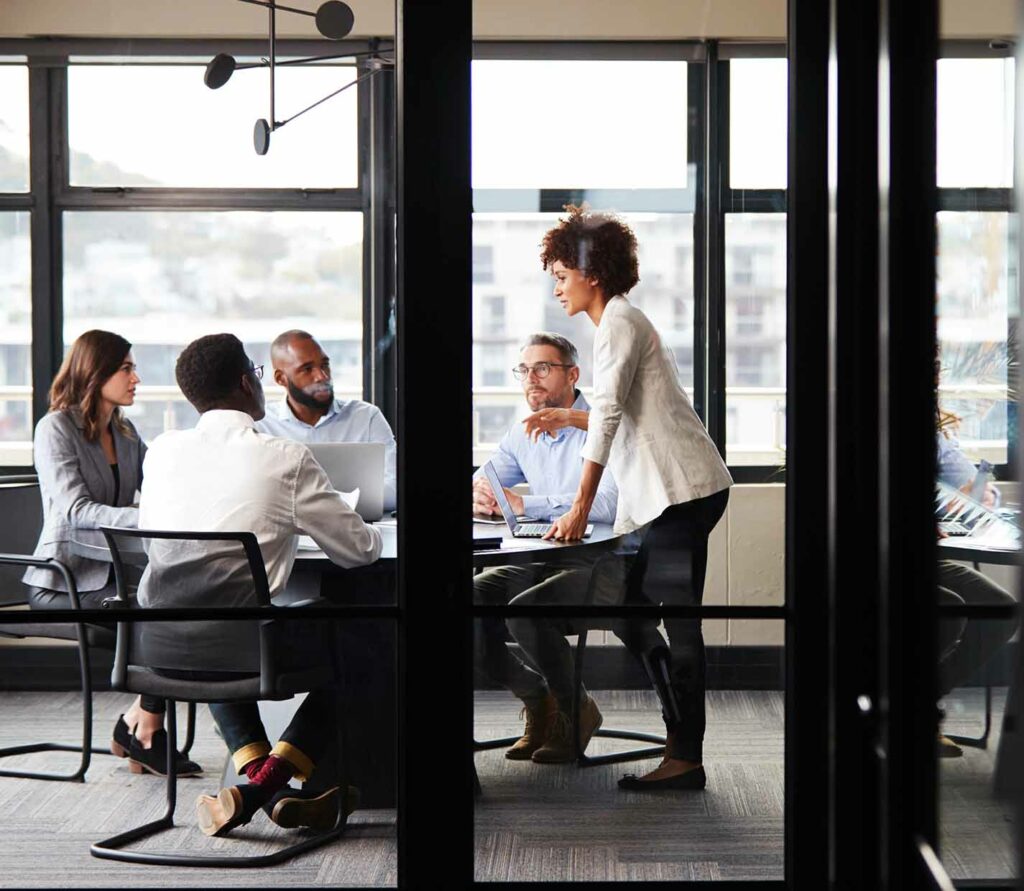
[{"xmin": 204, "ymin": 0, "xmax": 394, "ymax": 155}]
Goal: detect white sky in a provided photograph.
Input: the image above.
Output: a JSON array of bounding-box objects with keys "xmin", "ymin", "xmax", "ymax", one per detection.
[{"xmin": 0, "ymin": 56, "xmax": 1016, "ymax": 195}]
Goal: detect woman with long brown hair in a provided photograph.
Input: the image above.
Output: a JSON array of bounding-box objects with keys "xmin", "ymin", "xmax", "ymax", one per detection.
[{"xmin": 22, "ymin": 330, "xmax": 201, "ymax": 777}]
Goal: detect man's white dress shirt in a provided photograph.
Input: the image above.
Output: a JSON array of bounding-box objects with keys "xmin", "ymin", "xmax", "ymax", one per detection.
[
  {"xmin": 581, "ymin": 295, "xmax": 733, "ymax": 534},
  {"xmin": 257, "ymin": 397, "xmax": 397, "ymax": 512},
  {"xmin": 138, "ymin": 409, "xmax": 382, "ymax": 608}
]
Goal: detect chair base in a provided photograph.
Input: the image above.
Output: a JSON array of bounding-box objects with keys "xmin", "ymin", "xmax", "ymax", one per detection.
[
  {"xmin": 474, "ymin": 727, "xmax": 666, "ymax": 767},
  {"xmin": 91, "ymin": 815, "xmax": 345, "ymax": 868},
  {"xmin": 0, "ymin": 742, "xmax": 111, "ymax": 783},
  {"xmin": 90, "ymin": 696, "xmax": 346, "ymax": 867}
]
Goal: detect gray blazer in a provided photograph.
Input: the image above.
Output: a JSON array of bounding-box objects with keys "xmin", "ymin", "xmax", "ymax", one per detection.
[{"xmin": 22, "ymin": 409, "xmax": 145, "ymax": 593}]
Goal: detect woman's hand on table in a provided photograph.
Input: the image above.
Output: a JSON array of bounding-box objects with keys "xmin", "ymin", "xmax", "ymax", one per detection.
[
  {"xmin": 522, "ymin": 408, "xmax": 572, "ymax": 443},
  {"xmin": 543, "ymin": 505, "xmax": 589, "ymax": 542}
]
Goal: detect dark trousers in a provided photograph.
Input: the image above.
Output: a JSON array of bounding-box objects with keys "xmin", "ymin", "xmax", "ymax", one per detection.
[
  {"xmin": 616, "ymin": 489, "xmax": 730, "ymax": 763},
  {"xmin": 209, "ymin": 689, "xmax": 337, "ymax": 784},
  {"xmin": 937, "ymin": 560, "xmax": 1016, "ymax": 698}
]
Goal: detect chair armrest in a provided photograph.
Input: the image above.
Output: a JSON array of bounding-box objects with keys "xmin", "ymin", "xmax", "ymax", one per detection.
[{"xmin": 0, "ymin": 554, "xmax": 80, "ymax": 610}]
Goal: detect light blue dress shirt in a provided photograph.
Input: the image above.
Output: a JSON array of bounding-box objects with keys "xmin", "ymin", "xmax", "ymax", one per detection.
[
  {"xmin": 257, "ymin": 397, "xmax": 397, "ymax": 511},
  {"xmin": 474, "ymin": 391, "xmax": 618, "ymax": 525},
  {"xmin": 936, "ymin": 431, "xmax": 999, "ymax": 506}
]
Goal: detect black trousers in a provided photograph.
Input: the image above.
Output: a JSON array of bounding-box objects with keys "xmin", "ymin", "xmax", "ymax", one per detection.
[{"xmin": 616, "ymin": 488, "xmax": 730, "ymax": 763}]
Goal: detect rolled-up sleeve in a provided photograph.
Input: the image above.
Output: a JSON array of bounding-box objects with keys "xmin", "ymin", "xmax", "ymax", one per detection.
[
  {"xmin": 293, "ymin": 451, "xmax": 383, "ymax": 567},
  {"xmin": 580, "ymin": 316, "xmax": 642, "ymax": 467},
  {"xmin": 35, "ymin": 414, "xmax": 139, "ymax": 530}
]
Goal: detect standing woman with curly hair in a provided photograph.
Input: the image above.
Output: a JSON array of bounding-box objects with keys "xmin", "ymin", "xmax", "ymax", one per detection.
[
  {"xmin": 23, "ymin": 329, "xmax": 201, "ymax": 777},
  {"xmin": 523, "ymin": 205, "xmax": 733, "ymax": 791}
]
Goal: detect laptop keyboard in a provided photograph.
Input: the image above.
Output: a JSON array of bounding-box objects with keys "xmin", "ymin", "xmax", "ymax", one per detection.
[{"xmin": 516, "ymin": 524, "xmax": 551, "ymax": 537}]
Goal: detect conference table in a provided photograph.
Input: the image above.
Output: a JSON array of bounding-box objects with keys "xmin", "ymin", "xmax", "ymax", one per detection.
[{"xmin": 71, "ymin": 520, "xmax": 623, "ymax": 805}]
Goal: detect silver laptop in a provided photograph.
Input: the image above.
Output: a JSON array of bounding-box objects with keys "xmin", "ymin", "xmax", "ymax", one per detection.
[
  {"xmin": 482, "ymin": 461, "xmax": 592, "ymax": 539},
  {"xmin": 307, "ymin": 442, "xmax": 385, "ymax": 522}
]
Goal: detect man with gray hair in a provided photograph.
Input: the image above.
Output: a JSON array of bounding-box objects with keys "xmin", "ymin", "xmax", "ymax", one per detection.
[{"xmin": 472, "ymin": 332, "xmax": 619, "ymax": 764}]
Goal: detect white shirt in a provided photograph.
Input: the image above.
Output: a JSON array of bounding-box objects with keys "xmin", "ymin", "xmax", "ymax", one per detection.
[
  {"xmin": 256, "ymin": 397, "xmax": 397, "ymax": 512},
  {"xmin": 581, "ymin": 296, "xmax": 733, "ymax": 534},
  {"xmin": 137, "ymin": 409, "xmax": 383, "ymax": 608}
]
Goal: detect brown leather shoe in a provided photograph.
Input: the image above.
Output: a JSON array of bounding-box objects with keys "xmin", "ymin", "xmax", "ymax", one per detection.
[
  {"xmin": 531, "ymin": 694, "xmax": 603, "ymax": 764},
  {"xmin": 505, "ymin": 693, "xmax": 558, "ymax": 760},
  {"xmin": 266, "ymin": 785, "xmax": 360, "ymax": 831}
]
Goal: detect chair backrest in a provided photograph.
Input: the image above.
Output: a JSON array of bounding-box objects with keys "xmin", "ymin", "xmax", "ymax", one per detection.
[
  {"xmin": 0, "ymin": 481, "xmax": 43, "ymax": 605},
  {"xmin": 101, "ymin": 526, "xmax": 272, "ymax": 676}
]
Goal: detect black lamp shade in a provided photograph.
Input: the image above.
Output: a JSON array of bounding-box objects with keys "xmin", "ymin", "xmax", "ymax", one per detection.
[
  {"xmin": 254, "ymin": 118, "xmax": 272, "ymax": 155},
  {"xmin": 204, "ymin": 53, "xmax": 237, "ymax": 89},
  {"xmin": 315, "ymin": 1, "xmax": 355, "ymax": 40}
]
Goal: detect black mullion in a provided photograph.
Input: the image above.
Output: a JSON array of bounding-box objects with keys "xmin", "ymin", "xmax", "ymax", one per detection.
[
  {"xmin": 54, "ymin": 189, "xmax": 364, "ymax": 210},
  {"xmin": 395, "ymin": 0, "xmax": 473, "ymax": 883},
  {"xmin": 786, "ymin": 2, "xmax": 831, "ymax": 886},
  {"xmin": 691, "ymin": 58, "xmax": 708, "ymax": 422},
  {"xmin": 937, "ymin": 187, "xmax": 1012, "ymax": 212},
  {"xmin": 368, "ymin": 63, "xmax": 397, "ymax": 427},
  {"xmin": 705, "ymin": 48, "xmax": 727, "ymax": 453},
  {"xmin": 28, "ymin": 59, "xmax": 63, "ymax": 431},
  {"xmin": 0, "ymin": 37, "xmax": 382, "ymax": 59},
  {"xmin": 722, "ymin": 189, "xmax": 787, "ymax": 213},
  {"xmin": 358, "ymin": 56, "xmax": 374, "ymax": 406},
  {"xmin": 0, "ymin": 195, "xmax": 32, "ymax": 209}
]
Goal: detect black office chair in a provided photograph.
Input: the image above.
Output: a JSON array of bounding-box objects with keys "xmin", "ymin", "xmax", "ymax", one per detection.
[
  {"xmin": 0, "ymin": 553, "xmax": 114, "ymax": 782},
  {"xmin": 0, "ymin": 479, "xmax": 195, "ymax": 781},
  {"xmin": 474, "ymin": 547, "xmax": 667, "ymax": 772},
  {"xmin": 90, "ymin": 526, "xmax": 349, "ymax": 868}
]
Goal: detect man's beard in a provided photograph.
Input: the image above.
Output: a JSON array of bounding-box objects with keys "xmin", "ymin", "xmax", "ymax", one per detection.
[
  {"xmin": 527, "ymin": 389, "xmax": 569, "ymax": 411},
  {"xmin": 288, "ymin": 378, "xmax": 334, "ymax": 411}
]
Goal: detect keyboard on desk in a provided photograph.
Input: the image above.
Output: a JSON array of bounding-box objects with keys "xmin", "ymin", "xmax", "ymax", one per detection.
[{"xmin": 514, "ymin": 523, "xmax": 552, "ymax": 538}]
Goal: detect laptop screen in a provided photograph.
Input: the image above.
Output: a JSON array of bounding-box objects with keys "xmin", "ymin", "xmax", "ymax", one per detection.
[{"xmin": 482, "ymin": 462, "xmax": 519, "ymax": 532}]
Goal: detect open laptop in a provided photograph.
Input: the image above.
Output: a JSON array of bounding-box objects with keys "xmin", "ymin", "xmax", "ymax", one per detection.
[
  {"xmin": 482, "ymin": 461, "xmax": 592, "ymax": 539},
  {"xmin": 308, "ymin": 442, "xmax": 385, "ymax": 522}
]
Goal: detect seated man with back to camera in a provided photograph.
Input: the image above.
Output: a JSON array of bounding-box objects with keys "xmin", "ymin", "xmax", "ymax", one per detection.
[
  {"xmin": 472, "ymin": 332, "xmax": 622, "ymax": 763},
  {"xmin": 256, "ymin": 329, "xmax": 397, "ymax": 512},
  {"xmin": 138, "ymin": 333, "xmax": 383, "ymax": 837}
]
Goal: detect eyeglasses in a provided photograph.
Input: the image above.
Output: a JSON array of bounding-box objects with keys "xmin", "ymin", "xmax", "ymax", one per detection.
[
  {"xmin": 512, "ymin": 362, "xmax": 575, "ymax": 381},
  {"xmin": 250, "ymin": 363, "xmax": 264, "ymax": 380}
]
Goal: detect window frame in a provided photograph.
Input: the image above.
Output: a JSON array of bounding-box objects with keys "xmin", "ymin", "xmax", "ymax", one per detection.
[{"xmin": 0, "ymin": 37, "xmax": 391, "ymax": 473}]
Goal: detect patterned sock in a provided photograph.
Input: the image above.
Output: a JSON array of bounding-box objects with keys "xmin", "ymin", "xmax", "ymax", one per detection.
[
  {"xmin": 249, "ymin": 754, "xmax": 296, "ymax": 799},
  {"xmin": 240, "ymin": 755, "xmax": 268, "ymax": 782}
]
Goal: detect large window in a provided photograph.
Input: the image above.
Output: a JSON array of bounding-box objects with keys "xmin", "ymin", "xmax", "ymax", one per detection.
[
  {"xmin": 0, "ymin": 51, "xmax": 368, "ymax": 467},
  {"xmin": 935, "ymin": 57, "xmax": 1017, "ymax": 470},
  {"xmin": 470, "ymin": 56, "xmax": 694, "ymax": 465},
  {"xmin": 0, "ymin": 64, "xmax": 30, "ymax": 466},
  {"xmin": 63, "ymin": 210, "xmax": 363, "ymax": 442},
  {"xmin": 725, "ymin": 59, "xmax": 787, "ymax": 467}
]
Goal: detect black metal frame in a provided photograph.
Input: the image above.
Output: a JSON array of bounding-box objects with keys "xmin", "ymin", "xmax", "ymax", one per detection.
[{"xmin": 0, "ymin": 553, "xmax": 108, "ymax": 782}]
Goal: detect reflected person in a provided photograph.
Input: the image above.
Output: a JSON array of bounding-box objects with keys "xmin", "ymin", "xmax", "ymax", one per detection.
[
  {"xmin": 935, "ymin": 417, "xmax": 1016, "ymax": 756},
  {"xmin": 472, "ymin": 333, "xmax": 619, "ymax": 763},
  {"xmin": 22, "ymin": 329, "xmax": 200, "ymax": 777},
  {"xmin": 256, "ymin": 329, "xmax": 397, "ymax": 511},
  {"xmin": 524, "ymin": 206, "xmax": 734, "ymax": 791}
]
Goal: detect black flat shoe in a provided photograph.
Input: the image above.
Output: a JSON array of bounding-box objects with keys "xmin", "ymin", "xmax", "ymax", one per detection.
[
  {"xmin": 262, "ymin": 785, "xmax": 360, "ymax": 831},
  {"xmin": 196, "ymin": 784, "xmax": 267, "ymax": 837},
  {"xmin": 111, "ymin": 714, "xmax": 132, "ymax": 758},
  {"xmin": 128, "ymin": 728, "xmax": 203, "ymax": 777},
  {"xmin": 618, "ymin": 765, "xmax": 707, "ymax": 791}
]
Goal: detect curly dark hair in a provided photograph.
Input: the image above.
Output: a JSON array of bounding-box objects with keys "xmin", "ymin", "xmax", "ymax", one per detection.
[
  {"xmin": 175, "ymin": 333, "xmax": 251, "ymax": 412},
  {"xmin": 540, "ymin": 204, "xmax": 640, "ymax": 298}
]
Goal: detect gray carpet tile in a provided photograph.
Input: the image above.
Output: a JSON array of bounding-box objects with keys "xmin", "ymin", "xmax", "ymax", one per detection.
[
  {"xmin": 0, "ymin": 691, "xmax": 395, "ymax": 888},
  {"xmin": 0, "ymin": 686, "xmax": 1015, "ymax": 884}
]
